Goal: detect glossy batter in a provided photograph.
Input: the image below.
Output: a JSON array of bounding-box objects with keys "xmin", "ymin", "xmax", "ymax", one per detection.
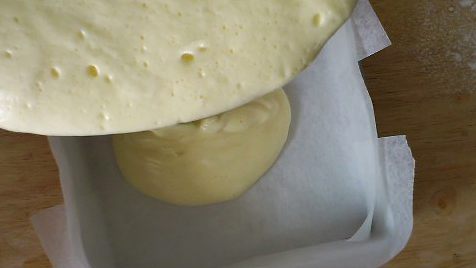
[
  {"xmin": 0, "ymin": 0, "xmax": 356, "ymax": 135},
  {"xmin": 112, "ymin": 89, "xmax": 291, "ymax": 206}
]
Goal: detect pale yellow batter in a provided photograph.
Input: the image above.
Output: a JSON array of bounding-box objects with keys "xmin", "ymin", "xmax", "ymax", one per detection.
[
  {"xmin": 112, "ymin": 89, "xmax": 291, "ymax": 206},
  {"xmin": 0, "ymin": 0, "xmax": 356, "ymax": 135}
]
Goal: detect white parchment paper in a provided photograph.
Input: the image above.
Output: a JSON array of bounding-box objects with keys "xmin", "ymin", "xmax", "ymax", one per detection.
[{"xmin": 31, "ymin": 1, "xmax": 414, "ymax": 268}]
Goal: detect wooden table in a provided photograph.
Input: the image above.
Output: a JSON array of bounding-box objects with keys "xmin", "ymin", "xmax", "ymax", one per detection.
[
  {"xmin": 1, "ymin": 1, "xmax": 475, "ymax": 267},
  {"xmin": 366, "ymin": 0, "xmax": 476, "ymax": 267}
]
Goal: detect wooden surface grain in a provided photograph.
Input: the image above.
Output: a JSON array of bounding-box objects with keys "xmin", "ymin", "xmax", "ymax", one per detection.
[
  {"xmin": 1, "ymin": 0, "xmax": 476, "ymax": 267},
  {"xmin": 366, "ymin": 0, "xmax": 476, "ymax": 267},
  {"xmin": 0, "ymin": 133, "xmax": 61, "ymax": 267},
  {"xmin": 370, "ymin": 0, "xmax": 476, "ymax": 268}
]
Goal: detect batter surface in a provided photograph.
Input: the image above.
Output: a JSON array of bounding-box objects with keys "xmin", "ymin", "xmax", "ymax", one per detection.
[
  {"xmin": 112, "ymin": 89, "xmax": 291, "ymax": 206},
  {"xmin": 0, "ymin": 0, "xmax": 356, "ymax": 135}
]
